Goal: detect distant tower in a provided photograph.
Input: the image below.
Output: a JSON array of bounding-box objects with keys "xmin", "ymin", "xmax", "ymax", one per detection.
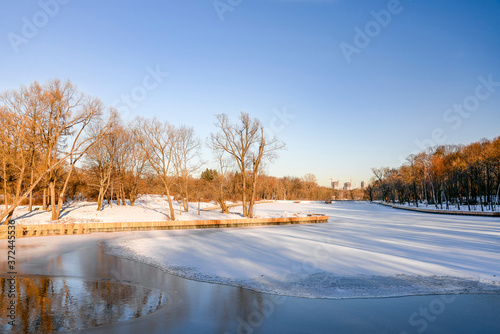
[
  {"xmin": 331, "ymin": 180, "xmax": 339, "ymax": 190},
  {"xmin": 360, "ymin": 181, "xmax": 365, "ymax": 189},
  {"xmin": 343, "ymin": 182, "xmax": 351, "ymax": 191}
]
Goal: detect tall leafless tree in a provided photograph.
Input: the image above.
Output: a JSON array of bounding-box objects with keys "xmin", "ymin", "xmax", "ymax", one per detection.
[
  {"xmin": 209, "ymin": 113, "xmax": 285, "ymax": 217},
  {"xmin": 173, "ymin": 125, "xmax": 202, "ymax": 212},
  {"xmin": 131, "ymin": 117, "xmax": 176, "ymax": 220},
  {"xmin": 0, "ymin": 80, "xmax": 108, "ymax": 223}
]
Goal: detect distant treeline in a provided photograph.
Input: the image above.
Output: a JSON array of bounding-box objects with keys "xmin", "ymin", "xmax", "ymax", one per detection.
[{"xmin": 367, "ymin": 136, "xmax": 500, "ymax": 211}]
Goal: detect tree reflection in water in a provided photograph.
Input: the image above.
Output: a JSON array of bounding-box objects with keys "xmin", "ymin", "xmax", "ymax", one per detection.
[{"xmin": 0, "ymin": 276, "xmax": 168, "ymax": 333}]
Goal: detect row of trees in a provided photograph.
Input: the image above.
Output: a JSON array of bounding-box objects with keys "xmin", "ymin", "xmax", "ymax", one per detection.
[
  {"xmin": 1, "ymin": 79, "xmax": 300, "ymax": 223},
  {"xmin": 368, "ymin": 137, "xmax": 500, "ymax": 211},
  {"xmin": 0, "ymin": 80, "xmax": 108, "ymax": 223},
  {"xmin": 199, "ymin": 171, "xmax": 340, "ymax": 207}
]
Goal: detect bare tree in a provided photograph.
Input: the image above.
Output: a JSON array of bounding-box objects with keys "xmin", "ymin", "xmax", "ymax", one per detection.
[
  {"xmin": 0, "ymin": 102, "xmax": 30, "ymax": 223},
  {"xmin": 214, "ymin": 151, "xmax": 231, "ymax": 213},
  {"xmin": 0, "ymin": 105, "xmax": 13, "ymax": 209},
  {"xmin": 0, "ymin": 83, "xmax": 54, "ymax": 223},
  {"xmin": 209, "ymin": 113, "xmax": 285, "ymax": 217},
  {"xmin": 84, "ymin": 111, "xmax": 123, "ymax": 210},
  {"xmin": 173, "ymin": 125, "xmax": 202, "ymax": 212},
  {"xmin": 53, "ymin": 100, "xmax": 108, "ymax": 219},
  {"xmin": 247, "ymin": 127, "xmax": 285, "ymax": 217},
  {"xmin": 36, "ymin": 80, "xmax": 108, "ymax": 220},
  {"xmin": 209, "ymin": 113, "xmax": 257, "ymax": 217},
  {"xmin": 131, "ymin": 117, "xmax": 176, "ymax": 220},
  {"xmin": 109, "ymin": 118, "xmax": 132, "ymax": 206},
  {"xmin": 124, "ymin": 131, "xmax": 147, "ymax": 206},
  {"xmin": 0, "ymin": 143, "xmax": 8, "ymax": 209},
  {"xmin": 0, "ymin": 80, "xmax": 108, "ymax": 223}
]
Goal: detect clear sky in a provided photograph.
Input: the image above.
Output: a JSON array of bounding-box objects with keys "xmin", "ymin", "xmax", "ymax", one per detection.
[{"xmin": 1, "ymin": 0, "xmax": 499, "ymax": 187}]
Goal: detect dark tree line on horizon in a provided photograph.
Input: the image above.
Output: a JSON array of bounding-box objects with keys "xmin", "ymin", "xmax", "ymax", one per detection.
[{"xmin": 367, "ymin": 136, "xmax": 500, "ymax": 211}]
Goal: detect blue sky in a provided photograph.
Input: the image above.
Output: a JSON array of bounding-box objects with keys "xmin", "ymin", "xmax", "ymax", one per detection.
[{"xmin": 1, "ymin": 0, "xmax": 499, "ymax": 187}]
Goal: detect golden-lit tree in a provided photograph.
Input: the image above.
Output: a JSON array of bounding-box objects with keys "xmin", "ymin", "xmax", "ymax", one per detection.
[
  {"xmin": 0, "ymin": 80, "xmax": 108, "ymax": 223},
  {"xmin": 369, "ymin": 136, "xmax": 500, "ymax": 211},
  {"xmin": 131, "ymin": 117, "xmax": 177, "ymax": 220}
]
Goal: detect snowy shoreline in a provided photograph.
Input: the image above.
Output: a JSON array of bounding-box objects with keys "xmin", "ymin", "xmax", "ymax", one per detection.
[
  {"xmin": 376, "ymin": 201, "xmax": 500, "ymax": 217},
  {"xmin": 8, "ymin": 195, "xmax": 317, "ymax": 225},
  {"xmin": 100, "ymin": 201, "xmax": 500, "ymax": 299}
]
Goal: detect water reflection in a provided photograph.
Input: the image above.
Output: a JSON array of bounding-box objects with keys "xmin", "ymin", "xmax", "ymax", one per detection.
[
  {"xmin": 0, "ymin": 276, "xmax": 168, "ymax": 333},
  {"xmin": 1, "ymin": 235, "xmax": 499, "ymax": 333}
]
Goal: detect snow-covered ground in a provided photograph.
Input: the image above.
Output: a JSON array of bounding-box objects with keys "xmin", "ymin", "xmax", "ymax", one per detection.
[
  {"xmin": 100, "ymin": 201, "xmax": 500, "ymax": 299},
  {"xmin": 9, "ymin": 195, "xmax": 310, "ymax": 225}
]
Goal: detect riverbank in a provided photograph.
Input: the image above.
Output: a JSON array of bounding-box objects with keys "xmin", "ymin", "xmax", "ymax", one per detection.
[
  {"xmin": 0, "ymin": 215, "xmax": 328, "ymax": 239},
  {"xmin": 5, "ymin": 195, "xmax": 318, "ymax": 225},
  {"xmin": 375, "ymin": 201, "xmax": 500, "ymax": 217}
]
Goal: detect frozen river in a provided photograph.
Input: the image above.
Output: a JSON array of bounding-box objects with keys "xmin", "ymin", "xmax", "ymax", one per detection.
[
  {"xmin": 1, "ymin": 202, "xmax": 499, "ymax": 333},
  {"xmin": 104, "ymin": 201, "xmax": 500, "ymax": 299}
]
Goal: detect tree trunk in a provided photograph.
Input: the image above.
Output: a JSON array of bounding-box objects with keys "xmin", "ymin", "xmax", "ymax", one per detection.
[
  {"xmin": 97, "ymin": 171, "xmax": 111, "ymax": 211},
  {"xmin": 242, "ymin": 171, "xmax": 247, "ymax": 217},
  {"xmin": 248, "ymin": 172, "xmax": 258, "ymax": 218},
  {"xmin": 477, "ymin": 172, "xmax": 484, "ymax": 212},
  {"xmin": 55, "ymin": 164, "xmax": 75, "ymax": 220},
  {"xmin": 183, "ymin": 198, "xmax": 188, "ymax": 212},
  {"xmin": 165, "ymin": 186, "xmax": 175, "ymax": 220},
  {"xmin": 117, "ymin": 185, "xmax": 122, "ymax": 205},
  {"xmin": 109, "ymin": 183, "xmax": 114, "ymax": 208},
  {"xmin": 184, "ymin": 178, "xmax": 189, "ymax": 212},
  {"xmin": 2, "ymin": 157, "xmax": 7, "ymax": 208},
  {"xmin": 118, "ymin": 185, "xmax": 123, "ymax": 205},
  {"xmin": 129, "ymin": 191, "xmax": 136, "ymax": 206},
  {"xmin": 50, "ymin": 182, "xmax": 57, "ymax": 221},
  {"xmin": 487, "ymin": 165, "xmax": 493, "ymax": 211},
  {"xmin": 97, "ymin": 191, "xmax": 104, "ymax": 211},
  {"xmin": 217, "ymin": 177, "xmax": 229, "ymax": 214},
  {"xmin": 28, "ymin": 168, "xmax": 34, "ymax": 212},
  {"xmin": 121, "ymin": 185, "xmax": 126, "ymax": 205},
  {"xmin": 413, "ymin": 180, "xmax": 418, "ymax": 207},
  {"xmin": 496, "ymin": 180, "xmax": 500, "ymax": 210},
  {"xmin": 430, "ymin": 180, "xmax": 438, "ymax": 209},
  {"xmin": 467, "ymin": 176, "xmax": 471, "ymax": 211},
  {"xmin": 217, "ymin": 196, "xmax": 229, "ymax": 214},
  {"xmin": 4, "ymin": 210, "xmax": 14, "ymax": 225},
  {"xmin": 28, "ymin": 191, "xmax": 33, "ymax": 212},
  {"xmin": 43, "ymin": 188, "xmax": 47, "ymax": 211}
]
